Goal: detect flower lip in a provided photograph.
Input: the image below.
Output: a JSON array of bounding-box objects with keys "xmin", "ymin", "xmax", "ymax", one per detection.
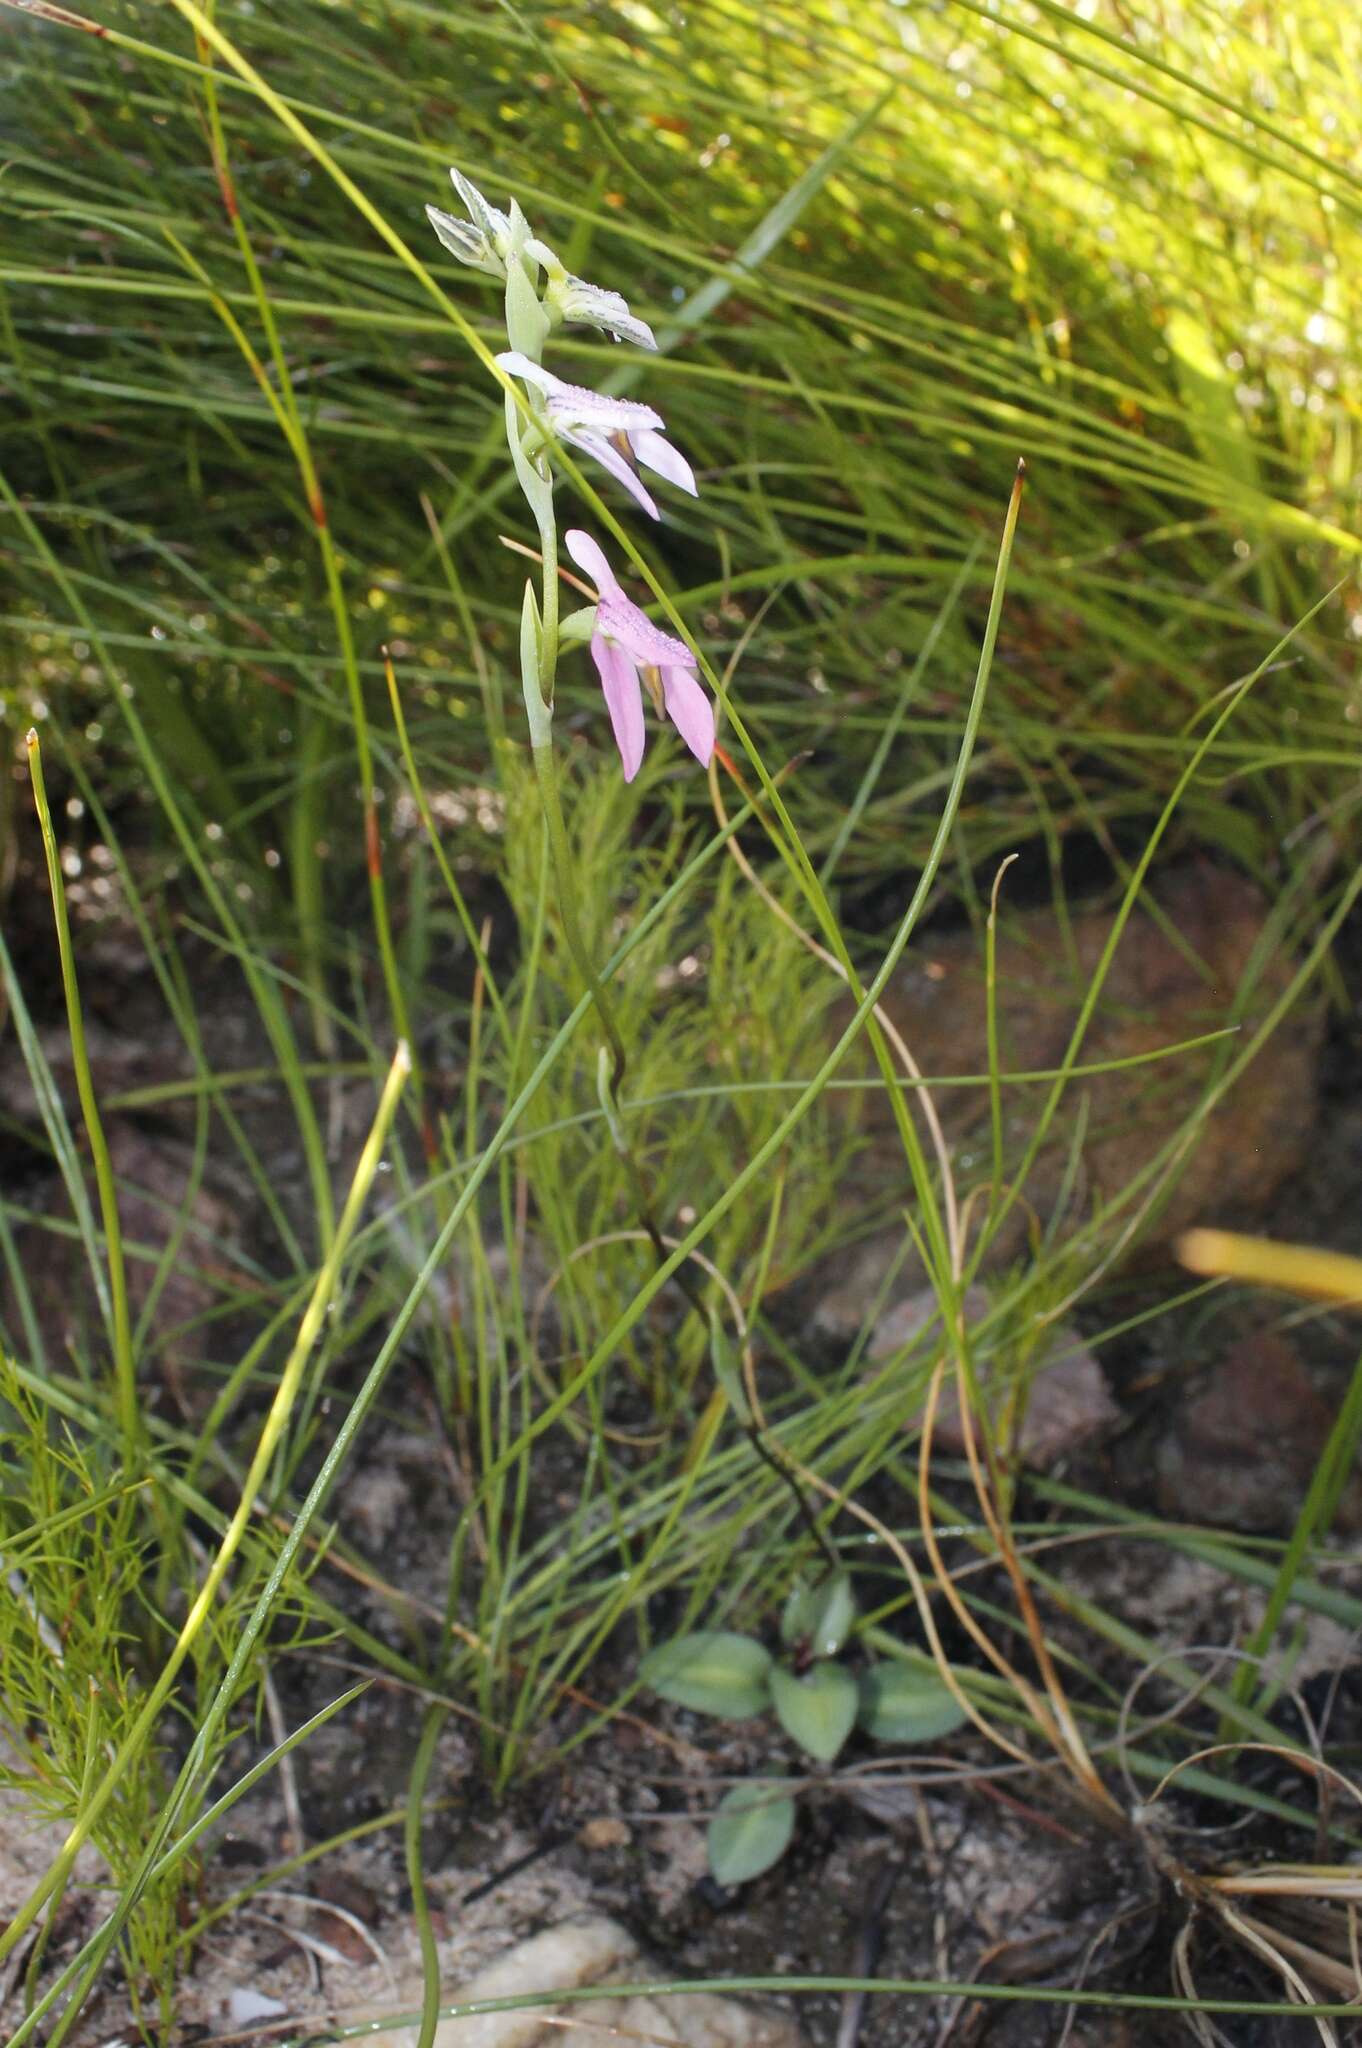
[
  {"xmin": 593, "ymin": 632, "xmax": 647, "ymax": 782},
  {"xmin": 499, "ymin": 354, "xmax": 697, "ymax": 520},
  {"xmin": 496, "ymin": 352, "xmax": 664, "ymax": 433}
]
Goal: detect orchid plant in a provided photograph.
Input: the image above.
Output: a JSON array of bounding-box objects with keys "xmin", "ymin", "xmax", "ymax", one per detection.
[
  {"xmin": 427, "ymin": 167, "xmax": 714, "ymax": 786},
  {"xmin": 427, "ymin": 161, "xmax": 719, "ymax": 1171},
  {"xmin": 427, "ymin": 174, "xmax": 873, "ymax": 1881},
  {"xmin": 425, "ymin": 167, "xmax": 1019, "ymax": 1897}
]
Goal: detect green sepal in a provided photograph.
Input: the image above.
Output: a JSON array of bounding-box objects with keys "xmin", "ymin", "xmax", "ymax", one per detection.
[
  {"xmin": 519, "ymin": 580, "xmax": 553, "ymax": 749},
  {"xmin": 559, "ymin": 605, "xmax": 599, "ymax": 646},
  {"xmin": 707, "ymin": 1779, "xmax": 796, "ymax": 1887},
  {"xmin": 640, "ymin": 1631, "xmax": 772, "ymax": 1719},
  {"xmin": 769, "ymin": 1661, "xmax": 858, "ymax": 1763},
  {"xmin": 505, "ymin": 256, "xmax": 550, "ymax": 359}
]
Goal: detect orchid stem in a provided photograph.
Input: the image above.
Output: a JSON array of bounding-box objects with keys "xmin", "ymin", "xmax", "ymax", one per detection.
[
  {"xmin": 535, "ymin": 505, "xmax": 560, "ymax": 708},
  {"xmin": 498, "ymin": 237, "xmax": 831, "ymax": 1567},
  {"xmin": 530, "ymin": 736, "xmax": 629, "ymax": 1091},
  {"xmin": 531, "ymin": 740, "xmax": 835, "ymax": 1568},
  {"xmin": 529, "ymin": 738, "xmax": 672, "ymax": 1265}
]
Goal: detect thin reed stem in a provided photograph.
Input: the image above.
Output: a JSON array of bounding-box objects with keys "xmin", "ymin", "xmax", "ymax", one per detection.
[{"xmin": 26, "ymin": 729, "xmax": 139, "ymax": 1462}]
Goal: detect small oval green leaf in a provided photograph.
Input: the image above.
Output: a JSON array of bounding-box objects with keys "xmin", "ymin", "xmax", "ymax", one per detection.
[
  {"xmin": 640, "ymin": 1632, "xmax": 772, "ymax": 1719},
  {"xmin": 707, "ymin": 1780, "xmax": 796, "ymax": 1886},
  {"xmin": 780, "ymin": 1570, "xmax": 857, "ymax": 1657},
  {"xmin": 858, "ymin": 1661, "xmax": 968, "ymax": 1744},
  {"xmin": 769, "ymin": 1661, "xmax": 859, "ymax": 1762}
]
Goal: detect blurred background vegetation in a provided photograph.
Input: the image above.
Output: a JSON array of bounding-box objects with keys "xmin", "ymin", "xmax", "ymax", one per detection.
[{"xmin": 4, "ymin": 0, "xmax": 1359, "ymax": 938}]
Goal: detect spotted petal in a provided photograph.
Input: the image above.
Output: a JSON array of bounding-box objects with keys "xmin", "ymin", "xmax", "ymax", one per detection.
[
  {"xmin": 496, "ymin": 353, "xmax": 663, "ymax": 434},
  {"xmin": 552, "ymin": 272, "xmax": 658, "ymax": 350},
  {"xmin": 596, "ymin": 591, "xmax": 695, "ymax": 672}
]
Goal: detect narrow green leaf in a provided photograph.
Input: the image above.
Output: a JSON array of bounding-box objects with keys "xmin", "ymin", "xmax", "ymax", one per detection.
[
  {"xmin": 1166, "ymin": 309, "xmax": 1261, "ymax": 503},
  {"xmin": 709, "ymin": 1313, "xmax": 752, "ymax": 1426}
]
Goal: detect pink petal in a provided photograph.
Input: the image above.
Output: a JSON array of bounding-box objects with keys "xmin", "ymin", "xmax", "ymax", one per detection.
[
  {"xmin": 565, "ymin": 428, "xmax": 660, "ymax": 520},
  {"xmin": 596, "ymin": 591, "xmax": 694, "ymax": 670},
  {"xmin": 631, "ymin": 428, "xmax": 698, "ymax": 498},
  {"xmin": 564, "ymin": 529, "xmax": 620, "ymax": 598},
  {"xmin": 589, "ymin": 633, "xmax": 646, "ymax": 782},
  {"xmin": 661, "ymin": 665, "xmax": 715, "ymax": 767}
]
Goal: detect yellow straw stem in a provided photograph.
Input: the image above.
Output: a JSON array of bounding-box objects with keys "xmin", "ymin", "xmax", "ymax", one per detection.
[
  {"xmin": 27, "ymin": 729, "xmax": 138, "ymax": 1458},
  {"xmin": 1177, "ymin": 1228, "xmax": 1362, "ymax": 1307}
]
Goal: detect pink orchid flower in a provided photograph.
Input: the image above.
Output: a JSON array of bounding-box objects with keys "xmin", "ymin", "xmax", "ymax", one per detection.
[
  {"xmin": 498, "ymin": 352, "xmax": 697, "ymax": 521},
  {"xmin": 565, "ymin": 530, "xmax": 715, "ymax": 782}
]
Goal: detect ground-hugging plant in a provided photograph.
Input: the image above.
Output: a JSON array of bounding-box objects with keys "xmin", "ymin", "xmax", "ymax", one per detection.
[{"xmin": 641, "ymin": 1568, "xmax": 966, "ymax": 1884}]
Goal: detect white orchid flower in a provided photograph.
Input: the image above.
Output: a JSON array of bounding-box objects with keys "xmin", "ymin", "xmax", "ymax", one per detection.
[
  {"xmin": 426, "ymin": 166, "xmax": 530, "ymax": 279},
  {"xmin": 497, "ymin": 350, "xmax": 696, "ymax": 520}
]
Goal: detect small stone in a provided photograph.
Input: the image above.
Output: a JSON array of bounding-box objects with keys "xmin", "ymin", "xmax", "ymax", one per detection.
[
  {"xmin": 227, "ymin": 1988, "xmax": 289, "ymax": 2026},
  {"xmin": 576, "ymin": 1816, "xmax": 631, "ymax": 1851},
  {"xmin": 572, "ymin": 1989, "xmax": 801, "ymax": 2048},
  {"xmin": 363, "ymin": 1917, "xmax": 633, "ymax": 2048},
  {"xmin": 356, "ymin": 1915, "xmax": 805, "ymax": 2048},
  {"xmin": 1155, "ymin": 1331, "xmax": 1355, "ymax": 1529},
  {"xmin": 869, "ymin": 1285, "xmax": 1119, "ymax": 1467}
]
